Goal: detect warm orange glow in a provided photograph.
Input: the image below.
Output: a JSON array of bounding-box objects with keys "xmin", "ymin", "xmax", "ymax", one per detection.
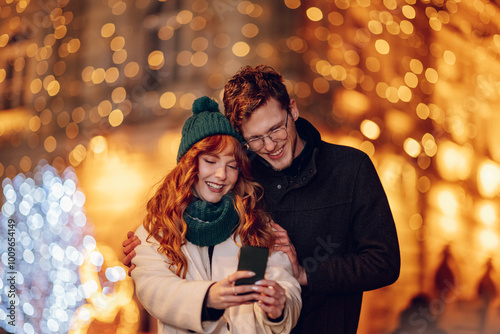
[
  {"xmin": 360, "ymin": 120, "xmax": 380, "ymax": 140},
  {"xmin": 409, "ymin": 58, "xmax": 423, "ymax": 74},
  {"xmin": 101, "ymin": 23, "xmax": 116, "ymax": 38},
  {"xmin": 306, "ymin": 7, "xmax": 323, "ymax": 21},
  {"xmin": 0, "ymin": 34, "xmax": 9, "ymax": 47},
  {"xmin": 284, "ymin": 0, "xmax": 301, "ymax": 9},
  {"xmin": 402, "ymin": 5, "xmax": 416, "ymax": 19},
  {"xmin": 112, "ymin": 87, "xmax": 126, "ymax": 103},
  {"xmin": 109, "ymin": 109, "xmax": 124, "ymax": 127},
  {"xmin": 375, "ymin": 39, "xmax": 390, "ymax": 55},
  {"xmin": 478, "ymin": 229, "xmax": 499, "ymax": 251},
  {"xmin": 28, "ymin": 116, "xmax": 41, "ymax": 132},
  {"xmin": 242, "ymin": 23, "xmax": 259, "ymax": 38},
  {"xmin": 83, "ymin": 151, "xmax": 145, "ymax": 212},
  {"xmin": 334, "ymin": 89, "xmax": 370, "ymax": 116},
  {"xmin": 439, "ymin": 216, "xmax": 458, "ymax": 240},
  {"xmin": 105, "ymin": 67, "xmax": 119, "ymax": 83},
  {"xmin": 110, "ymin": 36, "xmax": 125, "ymax": 51},
  {"xmin": 256, "ymin": 42, "xmax": 274, "ymax": 58},
  {"xmin": 158, "ymin": 26, "xmax": 174, "ymax": 40},
  {"xmin": 91, "ymin": 68, "xmax": 106, "ymax": 84},
  {"xmin": 176, "ymin": 50, "xmax": 192, "ymax": 66},
  {"xmin": 478, "ymin": 160, "xmax": 500, "ymax": 198},
  {"xmin": 425, "ymin": 67, "xmax": 439, "ymax": 83},
  {"xmin": 98, "ymin": 100, "xmax": 112, "ymax": 117},
  {"xmin": 403, "ymin": 138, "xmax": 421, "ymax": 158},
  {"xmin": 436, "ymin": 189, "xmax": 459, "ymax": 217},
  {"xmin": 313, "ymin": 77, "xmax": 330, "ymax": 94},
  {"xmin": 421, "ymin": 133, "xmax": 437, "ymax": 157},
  {"xmin": 232, "ymin": 41, "xmax": 250, "ymax": 57},
  {"xmin": 113, "ymin": 49, "xmax": 127, "ymax": 64},
  {"xmin": 435, "ymin": 141, "xmax": 473, "ymax": 181},
  {"xmin": 124, "ymin": 62, "xmax": 140, "ymax": 78},
  {"xmin": 43, "ymin": 136, "xmax": 56, "ymax": 153},
  {"xmin": 89, "ymin": 136, "xmax": 107, "ymax": 155},
  {"xmin": 409, "ymin": 214, "xmax": 423, "ymax": 230},
  {"xmin": 69, "ymin": 144, "xmax": 87, "ymax": 166},
  {"xmin": 477, "ymin": 202, "xmax": 497, "ymax": 226},
  {"xmin": 148, "ymin": 50, "xmax": 165, "ymax": 70},
  {"xmin": 160, "ymin": 92, "xmax": 176, "ymax": 109},
  {"xmin": 192, "ymin": 51, "xmax": 208, "ymax": 67},
  {"xmin": 443, "ymin": 50, "xmax": 456, "ymax": 65},
  {"xmin": 176, "ymin": 10, "xmax": 193, "ymax": 24},
  {"xmin": 180, "ymin": 93, "xmax": 196, "ymax": 110}
]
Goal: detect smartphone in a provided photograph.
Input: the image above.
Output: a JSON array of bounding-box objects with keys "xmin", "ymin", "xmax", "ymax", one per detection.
[{"xmin": 234, "ymin": 245, "xmax": 269, "ymax": 287}]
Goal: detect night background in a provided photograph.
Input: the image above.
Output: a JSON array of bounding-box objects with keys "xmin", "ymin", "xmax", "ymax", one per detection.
[{"xmin": 1, "ymin": 0, "xmax": 500, "ymax": 333}]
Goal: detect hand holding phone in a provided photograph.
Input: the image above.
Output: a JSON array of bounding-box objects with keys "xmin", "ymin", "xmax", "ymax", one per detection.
[{"xmin": 234, "ymin": 245, "xmax": 269, "ymax": 287}]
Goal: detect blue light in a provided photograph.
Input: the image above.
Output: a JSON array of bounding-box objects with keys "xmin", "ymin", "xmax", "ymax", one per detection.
[{"xmin": 0, "ymin": 162, "xmax": 93, "ymax": 333}]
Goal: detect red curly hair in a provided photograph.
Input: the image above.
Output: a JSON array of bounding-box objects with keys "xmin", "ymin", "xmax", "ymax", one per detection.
[{"xmin": 143, "ymin": 135, "xmax": 274, "ymax": 278}]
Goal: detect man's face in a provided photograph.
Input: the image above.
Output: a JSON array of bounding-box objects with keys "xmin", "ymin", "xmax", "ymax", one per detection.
[{"xmin": 240, "ymin": 98, "xmax": 303, "ymax": 171}]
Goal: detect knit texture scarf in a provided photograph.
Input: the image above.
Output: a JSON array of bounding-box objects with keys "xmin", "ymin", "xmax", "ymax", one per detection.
[{"xmin": 183, "ymin": 193, "xmax": 240, "ymax": 247}]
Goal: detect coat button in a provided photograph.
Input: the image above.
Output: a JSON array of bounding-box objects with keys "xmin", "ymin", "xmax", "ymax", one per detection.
[{"xmin": 277, "ymin": 184, "xmax": 282, "ymax": 189}]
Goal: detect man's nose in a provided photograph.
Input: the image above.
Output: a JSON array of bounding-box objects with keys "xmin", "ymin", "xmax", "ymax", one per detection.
[{"xmin": 262, "ymin": 136, "xmax": 277, "ymax": 151}]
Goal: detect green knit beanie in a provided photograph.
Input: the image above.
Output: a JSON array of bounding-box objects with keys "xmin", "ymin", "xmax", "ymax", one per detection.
[{"xmin": 177, "ymin": 96, "xmax": 244, "ymax": 162}]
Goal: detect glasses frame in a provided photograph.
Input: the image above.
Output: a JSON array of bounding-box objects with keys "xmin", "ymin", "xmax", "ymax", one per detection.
[{"xmin": 244, "ymin": 113, "xmax": 289, "ymax": 152}]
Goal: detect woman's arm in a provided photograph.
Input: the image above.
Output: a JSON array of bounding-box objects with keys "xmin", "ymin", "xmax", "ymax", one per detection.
[{"xmin": 131, "ymin": 226, "xmax": 218, "ymax": 333}]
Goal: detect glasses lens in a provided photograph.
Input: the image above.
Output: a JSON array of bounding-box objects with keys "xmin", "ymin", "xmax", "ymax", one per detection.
[
  {"xmin": 246, "ymin": 140, "xmax": 263, "ymax": 152},
  {"xmin": 270, "ymin": 128, "xmax": 287, "ymax": 142},
  {"xmin": 245, "ymin": 128, "xmax": 288, "ymax": 152}
]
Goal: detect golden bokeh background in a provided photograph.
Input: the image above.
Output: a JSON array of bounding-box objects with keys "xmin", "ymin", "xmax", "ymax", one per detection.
[{"xmin": 1, "ymin": 0, "xmax": 499, "ymax": 333}]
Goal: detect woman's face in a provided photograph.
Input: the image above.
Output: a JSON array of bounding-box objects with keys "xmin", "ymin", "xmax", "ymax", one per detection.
[{"xmin": 193, "ymin": 144, "xmax": 239, "ymax": 203}]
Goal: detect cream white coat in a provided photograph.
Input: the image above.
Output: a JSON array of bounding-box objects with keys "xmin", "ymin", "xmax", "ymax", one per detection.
[{"xmin": 131, "ymin": 225, "xmax": 302, "ymax": 334}]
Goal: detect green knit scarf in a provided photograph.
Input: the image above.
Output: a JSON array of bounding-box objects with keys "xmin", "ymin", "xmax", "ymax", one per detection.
[{"xmin": 183, "ymin": 193, "xmax": 240, "ymax": 247}]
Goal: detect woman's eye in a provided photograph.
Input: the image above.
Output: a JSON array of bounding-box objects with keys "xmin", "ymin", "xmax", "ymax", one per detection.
[
  {"xmin": 204, "ymin": 159, "xmax": 215, "ymax": 164},
  {"xmin": 228, "ymin": 165, "xmax": 238, "ymax": 170}
]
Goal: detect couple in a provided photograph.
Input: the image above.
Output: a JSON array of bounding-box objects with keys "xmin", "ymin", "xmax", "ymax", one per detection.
[{"xmin": 124, "ymin": 65, "xmax": 401, "ymax": 334}]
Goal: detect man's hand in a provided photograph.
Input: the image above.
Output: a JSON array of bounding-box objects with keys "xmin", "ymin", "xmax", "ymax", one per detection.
[
  {"xmin": 271, "ymin": 222, "xmax": 307, "ymax": 286},
  {"xmin": 122, "ymin": 231, "xmax": 141, "ymax": 276}
]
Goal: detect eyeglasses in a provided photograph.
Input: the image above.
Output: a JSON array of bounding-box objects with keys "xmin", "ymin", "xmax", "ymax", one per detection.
[{"xmin": 244, "ymin": 113, "xmax": 289, "ymax": 152}]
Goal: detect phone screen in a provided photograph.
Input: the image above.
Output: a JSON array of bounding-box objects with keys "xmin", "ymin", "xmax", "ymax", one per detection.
[{"xmin": 234, "ymin": 245, "xmax": 269, "ymax": 286}]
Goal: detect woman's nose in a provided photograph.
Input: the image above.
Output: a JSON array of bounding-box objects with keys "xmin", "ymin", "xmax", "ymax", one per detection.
[{"xmin": 215, "ymin": 166, "xmax": 226, "ymax": 180}]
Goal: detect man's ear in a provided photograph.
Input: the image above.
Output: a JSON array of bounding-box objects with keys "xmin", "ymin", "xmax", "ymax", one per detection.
[{"xmin": 289, "ymin": 99, "xmax": 300, "ymax": 121}]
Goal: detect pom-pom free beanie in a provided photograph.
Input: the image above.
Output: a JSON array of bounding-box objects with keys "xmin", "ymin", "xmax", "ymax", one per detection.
[{"xmin": 177, "ymin": 96, "xmax": 244, "ymax": 162}]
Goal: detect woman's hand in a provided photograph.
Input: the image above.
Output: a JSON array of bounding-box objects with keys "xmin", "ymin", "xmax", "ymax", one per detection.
[
  {"xmin": 206, "ymin": 271, "xmax": 260, "ymax": 310},
  {"xmin": 251, "ymin": 279, "xmax": 287, "ymax": 320},
  {"xmin": 271, "ymin": 222, "xmax": 307, "ymax": 286}
]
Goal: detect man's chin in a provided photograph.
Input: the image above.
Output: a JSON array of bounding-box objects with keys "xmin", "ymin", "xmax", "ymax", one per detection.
[{"xmin": 267, "ymin": 158, "xmax": 292, "ymax": 172}]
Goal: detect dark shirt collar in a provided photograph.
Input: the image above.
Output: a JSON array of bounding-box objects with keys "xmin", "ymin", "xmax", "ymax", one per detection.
[{"xmin": 282, "ymin": 137, "xmax": 311, "ymax": 178}]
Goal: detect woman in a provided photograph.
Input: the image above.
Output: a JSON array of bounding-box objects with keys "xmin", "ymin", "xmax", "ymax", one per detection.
[{"xmin": 131, "ymin": 96, "xmax": 301, "ymax": 334}]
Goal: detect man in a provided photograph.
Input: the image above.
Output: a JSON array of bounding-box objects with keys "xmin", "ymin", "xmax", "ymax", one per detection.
[{"xmin": 123, "ymin": 65, "xmax": 400, "ymax": 333}]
